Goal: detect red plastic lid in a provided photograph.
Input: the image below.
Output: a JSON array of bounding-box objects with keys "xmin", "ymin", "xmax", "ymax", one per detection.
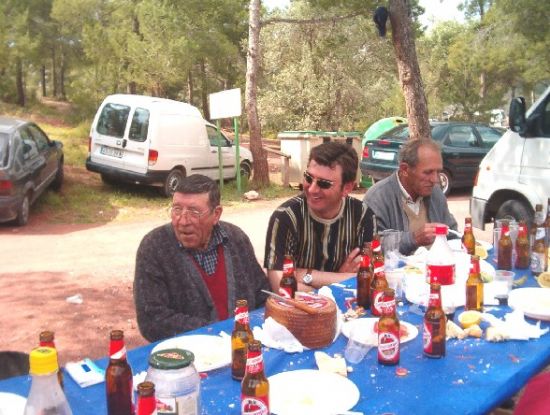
[{"xmin": 435, "ymin": 225, "xmax": 448, "ymax": 235}]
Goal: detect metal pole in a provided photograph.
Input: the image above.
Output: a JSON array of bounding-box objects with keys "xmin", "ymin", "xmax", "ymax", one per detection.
[
  {"xmin": 216, "ymin": 120, "xmax": 223, "ymax": 192},
  {"xmin": 234, "ymin": 117, "xmax": 241, "ymax": 193}
]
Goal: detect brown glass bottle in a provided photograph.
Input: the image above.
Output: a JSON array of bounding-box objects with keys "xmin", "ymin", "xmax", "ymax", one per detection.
[
  {"xmin": 279, "ymin": 255, "xmax": 297, "ymax": 299},
  {"xmin": 231, "ymin": 299, "xmax": 254, "ymax": 380},
  {"xmin": 39, "ymin": 330, "xmax": 64, "ymax": 389},
  {"xmin": 461, "ymin": 217, "xmax": 476, "ymax": 255},
  {"xmin": 377, "ymin": 288, "xmax": 400, "ymax": 366},
  {"xmin": 106, "ymin": 329, "xmax": 134, "ymax": 415},
  {"xmin": 356, "ymin": 243, "xmax": 373, "ymax": 309},
  {"xmin": 136, "ymin": 381, "xmax": 156, "ymax": 415},
  {"xmin": 423, "ymin": 283, "xmax": 446, "ymax": 358},
  {"xmin": 465, "ymin": 255, "xmax": 484, "ymax": 312},
  {"xmin": 371, "ymin": 235, "xmax": 384, "ymax": 266},
  {"xmin": 497, "ymin": 221, "xmax": 513, "ymax": 270},
  {"xmin": 530, "ymin": 225, "xmax": 547, "ymax": 275},
  {"xmin": 241, "ymin": 339, "xmax": 269, "ymax": 415},
  {"xmin": 515, "ymin": 220, "xmax": 530, "ymax": 269},
  {"xmin": 370, "ymin": 265, "xmax": 389, "ymax": 317}
]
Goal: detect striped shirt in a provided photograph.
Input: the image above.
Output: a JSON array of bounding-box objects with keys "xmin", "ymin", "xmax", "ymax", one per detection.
[{"xmin": 264, "ymin": 194, "xmax": 372, "ymax": 271}]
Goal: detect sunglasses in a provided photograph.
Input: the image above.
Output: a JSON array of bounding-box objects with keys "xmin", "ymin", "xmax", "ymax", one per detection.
[{"xmin": 303, "ymin": 171, "xmax": 334, "ymax": 190}]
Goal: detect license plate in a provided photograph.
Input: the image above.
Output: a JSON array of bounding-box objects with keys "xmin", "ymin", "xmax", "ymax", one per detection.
[
  {"xmin": 100, "ymin": 146, "xmax": 123, "ymax": 158},
  {"xmin": 372, "ymin": 151, "xmax": 395, "ymax": 161}
]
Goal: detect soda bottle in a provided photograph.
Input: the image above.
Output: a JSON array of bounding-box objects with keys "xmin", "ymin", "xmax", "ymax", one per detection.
[
  {"xmin": 279, "ymin": 255, "xmax": 297, "ymax": 298},
  {"xmin": 498, "ymin": 221, "xmax": 513, "ymax": 270},
  {"xmin": 427, "ymin": 225, "xmax": 455, "ymax": 285},
  {"xmin": 515, "ymin": 220, "xmax": 530, "ymax": 269},
  {"xmin": 39, "ymin": 330, "xmax": 63, "ymax": 389},
  {"xmin": 370, "ymin": 265, "xmax": 389, "ymax": 317},
  {"xmin": 461, "ymin": 217, "xmax": 476, "ymax": 255},
  {"xmin": 465, "ymin": 255, "xmax": 484, "ymax": 312},
  {"xmin": 24, "ymin": 347, "xmax": 72, "ymax": 415},
  {"xmin": 530, "ymin": 225, "xmax": 547, "ymax": 275},
  {"xmin": 423, "ymin": 284, "xmax": 446, "ymax": 358},
  {"xmin": 241, "ymin": 340, "xmax": 269, "ymax": 415},
  {"xmin": 356, "ymin": 243, "xmax": 373, "ymax": 309},
  {"xmin": 106, "ymin": 329, "xmax": 134, "ymax": 415},
  {"xmin": 377, "ymin": 288, "xmax": 400, "ymax": 366},
  {"xmin": 232, "ymin": 299, "xmax": 254, "ymax": 380},
  {"xmin": 136, "ymin": 381, "xmax": 156, "ymax": 415}
]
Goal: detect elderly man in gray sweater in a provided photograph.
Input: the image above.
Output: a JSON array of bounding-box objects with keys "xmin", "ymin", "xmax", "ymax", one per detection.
[
  {"xmin": 363, "ymin": 139, "xmax": 458, "ymax": 255},
  {"xmin": 134, "ymin": 174, "xmax": 270, "ymax": 342}
]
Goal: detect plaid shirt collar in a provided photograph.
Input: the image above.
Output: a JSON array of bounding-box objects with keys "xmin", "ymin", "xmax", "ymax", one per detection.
[{"xmin": 179, "ymin": 224, "xmax": 228, "ymax": 275}]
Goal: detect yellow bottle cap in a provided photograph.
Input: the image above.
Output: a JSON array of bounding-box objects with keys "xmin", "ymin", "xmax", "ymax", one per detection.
[{"xmin": 29, "ymin": 347, "xmax": 58, "ymax": 375}]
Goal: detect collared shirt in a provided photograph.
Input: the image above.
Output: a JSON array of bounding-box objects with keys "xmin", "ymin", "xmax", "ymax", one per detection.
[
  {"xmin": 397, "ymin": 173, "xmax": 423, "ymax": 215},
  {"xmin": 180, "ymin": 225, "xmax": 228, "ymax": 275}
]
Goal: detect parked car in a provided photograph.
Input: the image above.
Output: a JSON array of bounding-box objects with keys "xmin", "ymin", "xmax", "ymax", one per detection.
[
  {"xmin": 0, "ymin": 116, "xmax": 64, "ymax": 226},
  {"xmin": 470, "ymin": 86, "xmax": 550, "ymax": 229},
  {"xmin": 86, "ymin": 94, "xmax": 253, "ymax": 196},
  {"xmin": 359, "ymin": 122, "xmax": 505, "ymax": 195}
]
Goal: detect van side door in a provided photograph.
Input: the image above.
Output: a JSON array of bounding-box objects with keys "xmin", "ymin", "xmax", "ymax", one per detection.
[
  {"xmin": 91, "ymin": 103, "xmax": 130, "ymax": 170},
  {"xmin": 122, "ymin": 107, "xmax": 150, "ymax": 174}
]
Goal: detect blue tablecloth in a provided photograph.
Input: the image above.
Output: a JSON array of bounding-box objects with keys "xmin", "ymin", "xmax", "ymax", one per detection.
[{"xmin": 1, "ymin": 262, "xmax": 549, "ymax": 414}]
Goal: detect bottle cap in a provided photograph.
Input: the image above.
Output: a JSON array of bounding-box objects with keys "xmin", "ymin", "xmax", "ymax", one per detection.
[
  {"xmin": 29, "ymin": 347, "xmax": 58, "ymax": 375},
  {"xmin": 435, "ymin": 225, "xmax": 448, "ymax": 235},
  {"xmin": 148, "ymin": 348, "xmax": 195, "ymax": 370}
]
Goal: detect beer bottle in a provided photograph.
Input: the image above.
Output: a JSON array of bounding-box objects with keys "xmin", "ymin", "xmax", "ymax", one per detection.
[
  {"xmin": 136, "ymin": 381, "xmax": 156, "ymax": 415},
  {"xmin": 39, "ymin": 330, "xmax": 63, "ymax": 389},
  {"xmin": 465, "ymin": 255, "xmax": 484, "ymax": 312},
  {"xmin": 530, "ymin": 225, "xmax": 547, "ymax": 275},
  {"xmin": 241, "ymin": 340, "xmax": 269, "ymax": 415},
  {"xmin": 371, "ymin": 234, "xmax": 384, "ymax": 266},
  {"xmin": 497, "ymin": 220, "xmax": 513, "ymax": 270},
  {"xmin": 106, "ymin": 330, "xmax": 134, "ymax": 415},
  {"xmin": 377, "ymin": 288, "xmax": 400, "ymax": 366},
  {"xmin": 232, "ymin": 299, "xmax": 254, "ymax": 380},
  {"xmin": 356, "ymin": 243, "xmax": 373, "ymax": 309},
  {"xmin": 279, "ymin": 255, "xmax": 297, "ymax": 298},
  {"xmin": 461, "ymin": 217, "xmax": 476, "ymax": 255},
  {"xmin": 515, "ymin": 220, "xmax": 530, "ymax": 269},
  {"xmin": 423, "ymin": 283, "xmax": 446, "ymax": 358},
  {"xmin": 370, "ymin": 265, "xmax": 389, "ymax": 317}
]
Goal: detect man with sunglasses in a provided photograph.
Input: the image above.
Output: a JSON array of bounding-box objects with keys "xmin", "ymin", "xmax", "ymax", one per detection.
[
  {"xmin": 363, "ymin": 139, "xmax": 458, "ymax": 255},
  {"xmin": 134, "ymin": 174, "xmax": 270, "ymax": 342},
  {"xmin": 264, "ymin": 141, "xmax": 373, "ymax": 291}
]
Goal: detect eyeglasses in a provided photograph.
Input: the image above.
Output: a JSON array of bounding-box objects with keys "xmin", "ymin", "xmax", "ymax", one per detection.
[
  {"xmin": 303, "ymin": 171, "xmax": 334, "ymax": 190},
  {"xmin": 169, "ymin": 205, "xmax": 210, "ymax": 220}
]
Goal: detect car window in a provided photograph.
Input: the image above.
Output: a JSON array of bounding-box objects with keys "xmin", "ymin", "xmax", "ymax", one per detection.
[
  {"xmin": 96, "ymin": 103, "xmax": 130, "ymax": 138},
  {"xmin": 128, "ymin": 107, "xmax": 150, "ymax": 142},
  {"xmin": 207, "ymin": 126, "xmax": 230, "ymax": 147},
  {"xmin": 19, "ymin": 128, "xmax": 39, "ymax": 159},
  {"xmin": 27, "ymin": 124, "xmax": 50, "ymax": 152},
  {"xmin": 0, "ymin": 133, "xmax": 8, "ymax": 167},
  {"xmin": 447, "ymin": 126, "xmax": 478, "ymax": 148},
  {"xmin": 476, "ymin": 126, "xmax": 502, "ymax": 148}
]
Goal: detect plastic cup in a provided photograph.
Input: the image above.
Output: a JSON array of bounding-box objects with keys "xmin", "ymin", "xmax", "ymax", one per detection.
[
  {"xmin": 385, "ymin": 269, "xmax": 404, "ymax": 301},
  {"xmin": 495, "ymin": 270, "xmax": 515, "ymax": 291},
  {"xmin": 344, "ymin": 326, "xmax": 373, "ymax": 364}
]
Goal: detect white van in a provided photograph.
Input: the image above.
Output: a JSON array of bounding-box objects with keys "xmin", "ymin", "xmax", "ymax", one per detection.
[
  {"xmin": 86, "ymin": 94, "xmax": 253, "ymax": 196},
  {"xmin": 470, "ymin": 86, "xmax": 550, "ymax": 228}
]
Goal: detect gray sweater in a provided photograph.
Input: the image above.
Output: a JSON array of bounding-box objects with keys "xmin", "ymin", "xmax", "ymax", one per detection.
[
  {"xmin": 363, "ymin": 173, "xmax": 458, "ymax": 255},
  {"xmin": 134, "ymin": 221, "xmax": 269, "ymax": 342}
]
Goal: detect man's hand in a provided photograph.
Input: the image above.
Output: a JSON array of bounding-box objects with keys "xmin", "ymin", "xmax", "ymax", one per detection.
[
  {"xmin": 337, "ymin": 247, "xmax": 361, "ymax": 273},
  {"xmin": 414, "ymin": 222, "xmax": 445, "ymax": 247}
]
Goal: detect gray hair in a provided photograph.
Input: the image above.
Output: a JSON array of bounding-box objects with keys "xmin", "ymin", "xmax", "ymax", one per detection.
[
  {"xmin": 175, "ymin": 174, "xmax": 220, "ymax": 209},
  {"xmin": 398, "ymin": 139, "xmax": 441, "ymax": 167}
]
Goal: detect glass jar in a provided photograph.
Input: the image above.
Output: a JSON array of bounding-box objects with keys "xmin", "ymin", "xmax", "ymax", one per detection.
[{"xmin": 145, "ymin": 348, "xmax": 200, "ymax": 415}]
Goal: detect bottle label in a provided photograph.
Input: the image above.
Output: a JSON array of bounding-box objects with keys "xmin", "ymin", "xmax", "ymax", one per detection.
[
  {"xmin": 283, "ymin": 260, "xmax": 294, "ymax": 274},
  {"xmin": 530, "ymin": 252, "xmax": 545, "ymax": 273},
  {"xmin": 378, "ymin": 330, "xmax": 399, "ymax": 362},
  {"xmin": 428, "ymin": 293, "xmax": 441, "ymax": 308},
  {"xmin": 241, "ymin": 396, "xmax": 269, "ymax": 415},
  {"xmin": 110, "ymin": 345, "xmax": 127, "ymax": 360},
  {"xmin": 278, "ymin": 286, "xmax": 292, "ymax": 299},
  {"xmin": 235, "ymin": 307, "xmax": 249, "ymax": 324},
  {"xmin": 245, "ymin": 354, "xmax": 264, "ymax": 374},
  {"xmin": 379, "ymin": 298, "xmax": 396, "ymax": 315},
  {"xmin": 427, "ymin": 264, "xmax": 455, "ymax": 285},
  {"xmin": 371, "ymin": 290, "xmax": 385, "ymax": 316},
  {"xmin": 423, "ymin": 321, "xmax": 442, "ymax": 355},
  {"xmin": 157, "ymin": 391, "xmax": 199, "ymax": 415}
]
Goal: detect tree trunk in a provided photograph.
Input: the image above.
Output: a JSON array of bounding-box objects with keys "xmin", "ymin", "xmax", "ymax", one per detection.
[
  {"xmin": 16, "ymin": 58, "xmax": 25, "ymax": 107},
  {"xmin": 389, "ymin": 0, "xmax": 431, "ymax": 140},
  {"xmin": 245, "ymin": 0, "xmax": 269, "ymax": 187},
  {"xmin": 41, "ymin": 65, "xmax": 47, "ymax": 97},
  {"xmin": 187, "ymin": 69, "xmax": 194, "ymax": 104},
  {"xmin": 51, "ymin": 47, "xmax": 58, "ymax": 98},
  {"xmin": 60, "ymin": 53, "xmax": 67, "ymax": 100},
  {"xmin": 200, "ymin": 59, "xmax": 210, "ymax": 120}
]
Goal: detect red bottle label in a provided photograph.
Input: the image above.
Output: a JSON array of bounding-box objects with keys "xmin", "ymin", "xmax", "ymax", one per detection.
[
  {"xmin": 235, "ymin": 306, "xmax": 250, "ymax": 324},
  {"xmin": 278, "ymin": 286, "xmax": 292, "ymax": 299},
  {"xmin": 427, "ymin": 264, "xmax": 455, "ymax": 285},
  {"xmin": 109, "ymin": 339, "xmax": 126, "ymax": 359},
  {"xmin": 283, "ymin": 260, "xmax": 294, "ymax": 274},
  {"xmin": 371, "ymin": 290, "xmax": 385, "ymax": 316},
  {"xmin": 245, "ymin": 353, "xmax": 264, "ymax": 374},
  {"xmin": 423, "ymin": 321, "xmax": 434, "ymax": 354},
  {"xmin": 372, "ymin": 240, "xmax": 381, "ymax": 252},
  {"xmin": 241, "ymin": 396, "xmax": 269, "ymax": 415},
  {"xmin": 378, "ymin": 329, "xmax": 400, "ymax": 364}
]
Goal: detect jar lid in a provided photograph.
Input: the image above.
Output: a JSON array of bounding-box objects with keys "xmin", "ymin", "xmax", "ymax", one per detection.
[{"xmin": 148, "ymin": 348, "xmax": 195, "ymax": 370}]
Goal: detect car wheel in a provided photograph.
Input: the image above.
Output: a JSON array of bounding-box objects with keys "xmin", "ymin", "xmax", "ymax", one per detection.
[
  {"xmin": 15, "ymin": 193, "xmax": 31, "ymax": 226},
  {"xmin": 50, "ymin": 160, "xmax": 64, "ymax": 191},
  {"xmin": 240, "ymin": 161, "xmax": 252, "ymax": 182},
  {"xmin": 163, "ymin": 169, "xmax": 185, "ymax": 197},
  {"xmin": 496, "ymin": 199, "xmax": 534, "ymax": 225},
  {"xmin": 439, "ymin": 170, "xmax": 452, "ymax": 196}
]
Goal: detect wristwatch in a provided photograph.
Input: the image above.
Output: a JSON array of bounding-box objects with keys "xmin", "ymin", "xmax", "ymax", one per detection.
[{"xmin": 302, "ymin": 269, "xmax": 314, "ymax": 286}]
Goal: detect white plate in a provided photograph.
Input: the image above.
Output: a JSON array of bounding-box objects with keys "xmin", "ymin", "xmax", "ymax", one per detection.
[
  {"xmin": 269, "ymin": 369, "xmax": 359, "ymax": 415},
  {"xmin": 151, "ymin": 334, "xmax": 231, "ymax": 372},
  {"xmin": 509, "ymin": 287, "xmax": 550, "ymax": 321},
  {"xmin": 0, "ymin": 392, "xmax": 26, "ymax": 415},
  {"xmin": 341, "ymin": 317, "xmax": 418, "ymax": 346},
  {"xmin": 447, "ymin": 239, "xmax": 493, "ymax": 252}
]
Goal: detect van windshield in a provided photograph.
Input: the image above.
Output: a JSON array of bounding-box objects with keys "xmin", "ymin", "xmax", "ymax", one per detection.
[{"xmin": 97, "ymin": 103, "xmax": 130, "ymax": 138}]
